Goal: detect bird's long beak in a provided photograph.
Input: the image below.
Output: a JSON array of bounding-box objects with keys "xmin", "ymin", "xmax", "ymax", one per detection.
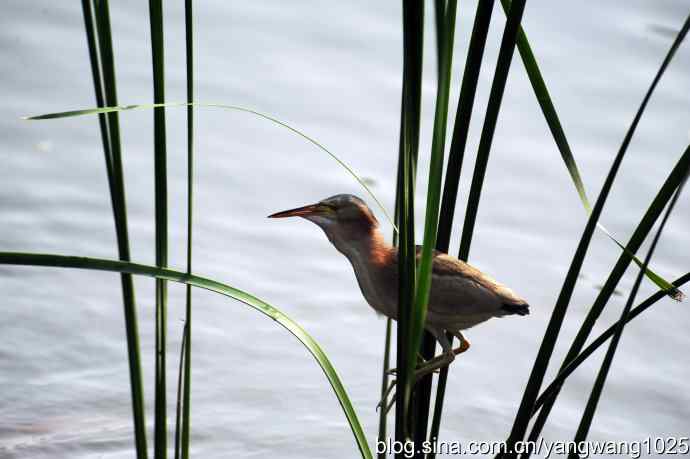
[{"xmin": 268, "ymin": 203, "xmax": 326, "ymax": 219}]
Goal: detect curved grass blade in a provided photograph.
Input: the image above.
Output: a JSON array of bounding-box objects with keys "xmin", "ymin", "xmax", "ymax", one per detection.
[
  {"xmin": 571, "ymin": 168, "xmax": 686, "ymax": 452},
  {"xmin": 0, "ymin": 252, "xmax": 373, "ymax": 459},
  {"xmin": 500, "ymin": 0, "xmax": 687, "ymax": 301},
  {"xmin": 534, "ymin": 271, "xmax": 690, "ymax": 415},
  {"xmin": 23, "ymin": 102, "xmax": 396, "ymax": 234},
  {"xmin": 499, "ymin": 0, "xmax": 589, "ymax": 211}
]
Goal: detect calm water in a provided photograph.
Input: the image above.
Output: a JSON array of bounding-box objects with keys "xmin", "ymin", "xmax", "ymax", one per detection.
[{"xmin": 1, "ymin": 1, "xmax": 689, "ymax": 458}]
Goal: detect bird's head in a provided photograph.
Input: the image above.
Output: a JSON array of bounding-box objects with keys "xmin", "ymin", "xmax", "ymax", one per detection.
[{"xmin": 268, "ymin": 194, "xmax": 379, "ymax": 244}]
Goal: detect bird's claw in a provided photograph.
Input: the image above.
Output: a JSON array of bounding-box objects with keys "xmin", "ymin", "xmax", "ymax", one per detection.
[
  {"xmin": 386, "ymin": 353, "xmax": 430, "ymax": 377},
  {"xmin": 377, "ymin": 378, "xmax": 397, "ymax": 411},
  {"xmin": 376, "ymin": 392, "xmax": 397, "ymax": 415}
]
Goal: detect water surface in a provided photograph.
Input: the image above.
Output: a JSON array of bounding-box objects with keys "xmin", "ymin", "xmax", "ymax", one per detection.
[{"xmin": 1, "ymin": 1, "xmax": 689, "ymax": 457}]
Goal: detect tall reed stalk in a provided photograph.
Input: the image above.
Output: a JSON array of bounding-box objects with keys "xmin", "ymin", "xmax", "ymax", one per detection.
[
  {"xmin": 394, "ymin": 0, "xmax": 423, "ymax": 447},
  {"xmin": 81, "ymin": 1, "xmax": 147, "ymax": 456},
  {"xmin": 147, "ymin": 1, "xmax": 169, "ymax": 457},
  {"xmin": 410, "ymin": 0, "xmax": 458, "ymax": 453}
]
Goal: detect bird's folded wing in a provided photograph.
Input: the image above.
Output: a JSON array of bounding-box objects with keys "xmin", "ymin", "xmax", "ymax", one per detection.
[
  {"xmin": 390, "ymin": 246, "xmax": 525, "ymax": 316},
  {"xmin": 425, "ymin": 250, "xmax": 526, "ymax": 316}
]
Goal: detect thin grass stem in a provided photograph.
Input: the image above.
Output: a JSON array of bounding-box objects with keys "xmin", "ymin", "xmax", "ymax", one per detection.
[
  {"xmin": 181, "ymin": 1, "xmax": 194, "ymax": 457},
  {"xmin": 174, "ymin": 323, "xmax": 187, "ymax": 459},
  {"xmin": 377, "ymin": 318, "xmax": 393, "ymax": 459}
]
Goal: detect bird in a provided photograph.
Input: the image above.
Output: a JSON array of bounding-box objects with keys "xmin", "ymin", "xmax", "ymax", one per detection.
[{"xmin": 268, "ymin": 194, "xmax": 529, "ymax": 378}]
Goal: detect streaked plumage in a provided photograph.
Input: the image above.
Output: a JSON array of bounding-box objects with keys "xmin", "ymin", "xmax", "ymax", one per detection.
[{"xmin": 269, "ymin": 194, "xmax": 529, "ymax": 358}]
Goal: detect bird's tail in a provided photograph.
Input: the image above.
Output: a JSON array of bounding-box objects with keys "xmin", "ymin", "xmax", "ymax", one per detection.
[{"xmin": 501, "ymin": 302, "xmax": 530, "ymax": 316}]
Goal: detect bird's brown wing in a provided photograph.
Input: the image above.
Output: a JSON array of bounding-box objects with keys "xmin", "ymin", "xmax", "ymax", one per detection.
[
  {"xmin": 387, "ymin": 247, "xmax": 528, "ymax": 317},
  {"xmin": 416, "ymin": 247, "xmax": 528, "ymax": 317}
]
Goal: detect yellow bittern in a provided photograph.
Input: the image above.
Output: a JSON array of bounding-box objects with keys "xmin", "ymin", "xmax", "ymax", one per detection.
[{"xmin": 269, "ymin": 194, "xmax": 529, "ymax": 385}]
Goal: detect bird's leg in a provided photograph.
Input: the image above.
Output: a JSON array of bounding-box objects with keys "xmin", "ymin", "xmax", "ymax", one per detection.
[{"xmin": 451, "ymin": 331, "xmax": 471, "ymax": 354}]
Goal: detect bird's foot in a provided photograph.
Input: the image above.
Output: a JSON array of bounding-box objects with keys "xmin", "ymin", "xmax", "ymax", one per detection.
[
  {"xmin": 411, "ymin": 339, "xmax": 471, "ymax": 379},
  {"xmin": 375, "ymin": 364, "xmax": 444, "ymax": 414},
  {"xmin": 455, "ymin": 335, "xmax": 471, "ymax": 354},
  {"xmin": 385, "ymin": 353, "xmax": 429, "ymax": 377},
  {"xmin": 375, "ymin": 337, "xmax": 471, "ymax": 410},
  {"xmin": 411, "ymin": 350, "xmax": 456, "ymax": 379}
]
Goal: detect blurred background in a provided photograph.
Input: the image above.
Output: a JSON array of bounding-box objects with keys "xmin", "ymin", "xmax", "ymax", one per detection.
[{"xmin": 1, "ymin": 1, "xmax": 689, "ymax": 457}]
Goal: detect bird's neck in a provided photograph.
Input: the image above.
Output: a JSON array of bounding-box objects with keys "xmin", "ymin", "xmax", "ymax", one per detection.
[{"xmin": 326, "ymin": 226, "xmax": 393, "ymax": 269}]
